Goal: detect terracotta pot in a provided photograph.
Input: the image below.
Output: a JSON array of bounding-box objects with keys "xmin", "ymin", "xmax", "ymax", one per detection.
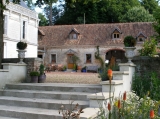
[{"xmin": 77, "ymin": 66, "xmax": 82, "ymax": 70}]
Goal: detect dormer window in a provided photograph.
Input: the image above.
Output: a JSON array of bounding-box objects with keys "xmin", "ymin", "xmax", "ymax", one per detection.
[
  {"xmin": 113, "ymin": 33, "xmax": 120, "ymax": 39},
  {"xmin": 70, "ymin": 34, "xmax": 77, "ymax": 39},
  {"xmin": 112, "ymin": 27, "xmax": 122, "ymax": 40},
  {"xmin": 69, "ymin": 28, "xmax": 80, "ymax": 40},
  {"xmin": 136, "ymin": 32, "xmax": 147, "ymax": 42}
]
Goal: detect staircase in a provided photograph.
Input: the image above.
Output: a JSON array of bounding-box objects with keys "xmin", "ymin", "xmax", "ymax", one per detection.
[{"xmin": 0, "ymin": 83, "xmax": 102, "ymax": 119}]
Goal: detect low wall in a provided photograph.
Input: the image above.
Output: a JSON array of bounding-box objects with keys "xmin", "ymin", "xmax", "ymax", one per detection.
[
  {"xmin": 2, "ymin": 58, "xmax": 43, "ymax": 82},
  {"xmin": 132, "ymin": 57, "xmax": 160, "ymax": 77},
  {"xmin": 0, "ymin": 63, "xmax": 27, "ymax": 89}
]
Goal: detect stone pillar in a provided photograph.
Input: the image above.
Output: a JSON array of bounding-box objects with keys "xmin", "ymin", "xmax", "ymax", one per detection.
[{"xmin": 118, "ymin": 63, "xmax": 136, "ymax": 91}]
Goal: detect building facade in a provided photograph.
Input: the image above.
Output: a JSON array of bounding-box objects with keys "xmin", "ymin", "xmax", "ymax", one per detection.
[
  {"xmin": 3, "ymin": 0, "xmax": 39, "ymax": 58},
  {"xmin": 38, "ymin": 22, "xmax": 155, "ymax": 69}
]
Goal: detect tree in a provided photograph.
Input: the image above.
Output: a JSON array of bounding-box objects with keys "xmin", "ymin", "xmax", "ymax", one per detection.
[
  {"xmin": 140, "ymin": 0, "xmax": 159, "ymax": 14},
  {"xmin": 0, "ymin": 0, "xmax": 22, "ymax": 68},
  {"xmin": 55, "ymin": 0, "xmax": 140, "ymax": 24},
  {"xmin": 120, "ymin": 6, "xmax": 155, "ymax": 22},
  {"xmin": 153, "ymin": 7, "xmax": 160, "ymax": 41},
  {"xmin": 35, "ymin": 0, "xmax": 58, "ymax": 25},
  {"xmin": 38, "ymin": 13, "xmax": 48, "ymax": 26}
]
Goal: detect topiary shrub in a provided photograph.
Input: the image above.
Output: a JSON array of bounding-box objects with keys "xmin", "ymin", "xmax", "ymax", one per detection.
[
  {"xmin": 30, "ymin": 71, "xmax": 39, "ymax": 76},
  {"xmin": 123, "ymin": 36, "xmax": 136, "ymax": 47},
  {"xmin": 17, "ymin": 41, "xmax": 27, "ymax": 50}
]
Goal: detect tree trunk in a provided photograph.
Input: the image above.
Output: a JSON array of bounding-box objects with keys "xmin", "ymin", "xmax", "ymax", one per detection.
[
  {"xmin": 0, "ymin": 1, "xmax": 4, "ymax": 69},
  {"xmin": 49, "ymin": 4, "xmax": 52, "ymax": 26}
]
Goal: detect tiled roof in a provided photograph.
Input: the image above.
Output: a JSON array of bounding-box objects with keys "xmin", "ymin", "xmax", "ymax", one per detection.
[{"xmin": 38, "ymin": 22, "xmax": 155, "ymax": 47}]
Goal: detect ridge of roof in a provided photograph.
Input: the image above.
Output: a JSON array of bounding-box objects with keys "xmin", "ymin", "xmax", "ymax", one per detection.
[{"xmin": 39, "ymin": 22, "xmax": 153, "ymax": 28}]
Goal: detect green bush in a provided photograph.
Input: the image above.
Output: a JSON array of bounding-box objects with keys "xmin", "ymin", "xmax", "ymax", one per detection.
[
  {"xmin": 98, "ymin": 67, "xmax": 109, "ymax": 81},
  {"xmin": 17, "ymin": 41, "xmax": 27, "ymax": 50},
  {"xmin": 132, "ymin": 71, "xmax": 160, "ymax": 100},
  {"xmin": 138, "ymin": 39, "xmax": 157, "ymax": 57},
  {"xmin": 123, "ymin": 36, "xmax": 136, "ymax": 47},
  {"xmin": 39, "ymin": 64, "xmax": 45, "ymax": 75},
  {"xmin": 30, "ymin": 71, "xmax": 39, "ymax": 76}
]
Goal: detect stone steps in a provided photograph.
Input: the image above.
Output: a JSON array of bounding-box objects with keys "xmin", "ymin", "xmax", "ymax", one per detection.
[
  {"xmin": 0, "ymin": 89, "xmax": 92, "ymax": 100},
  {"xmin": 0, "ymin": 83, "xmax": 102, "ymax": 119},
  {"xmin": 0, "ymin": 116, "xmax": 20, "ymax": 119},
  {"xmin": 5, "ymin": 83, "xmax": 101, "ymax": 93},
  {"xmin": 0, "ymin": 96, "xmax": 89, "ymax": 109}
]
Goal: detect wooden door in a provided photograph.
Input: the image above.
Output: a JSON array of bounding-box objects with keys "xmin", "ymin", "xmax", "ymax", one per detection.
[{"xmin": 67, "ymin": 54, "xmax": 74, "ymax": 69}]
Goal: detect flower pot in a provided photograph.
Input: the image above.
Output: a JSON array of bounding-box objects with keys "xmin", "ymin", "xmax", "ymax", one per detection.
[
  {"xmin": 31, "ymin": 76, "xmax": 38, "ymax": 83},
  {"xmin": 17, "ymin": 50, "xmax": 26, "ymax": 64},
  {"xmin": 123, "ymin": 47, "xmax": 136, "ymax": 63},
  {"xmin": 38, "ymin": 74, "xmax": 46, "ymax": 83}
]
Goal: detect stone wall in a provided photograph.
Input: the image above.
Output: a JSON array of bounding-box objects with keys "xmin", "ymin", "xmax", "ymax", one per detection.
[
  {"xmin": 2, "ymin": 58, "xmax": 43, "ymax": 82},
  {"xmin": 132, "ymin": 57, "xmax": 160, "ymax": 77}
]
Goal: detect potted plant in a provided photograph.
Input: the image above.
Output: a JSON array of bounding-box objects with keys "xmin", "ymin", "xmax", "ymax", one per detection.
[
  {"xmin": 123, "ymin": 36, "xmax": 136, "ymax": 63},
  {"xmin": 98, "ymin": 67, "xmax": 109, "ymax": 81},
  {"xmin": 81, "ymin": 66, "xmax": 86, "ymax": 72},
  {"xmin": 38, "ymin": 64, "xmax": 46, "ymax": 83},
  {"xmin": 63, "ymin": 65, "xmax": 67, "ymax": 71},
  {"xmin": 16, "ymin": 41, "xmax": 27, "ymax": 63},
  {"xmin": 30, "ymin": 71, "xmax": 39, "ymax": 83}
]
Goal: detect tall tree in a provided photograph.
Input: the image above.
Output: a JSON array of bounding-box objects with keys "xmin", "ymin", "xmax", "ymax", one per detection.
[
  {"xmin": 120, "ymin": 6, "xmax": 155, "ymax": 22},
  {"xmin": 140, "ymin": 0, "xmax": 159, "ymax": 14},
  {"xmin": 38, "ymin": 13, "xmax": 48, "ymax": 26},
  {"xmin": 35, "ymin": 0, "xmax": 58, "ymax": 25},
  {"xmin": 153, "ymin": 7, "xmax": 160, "ymax": 41}
]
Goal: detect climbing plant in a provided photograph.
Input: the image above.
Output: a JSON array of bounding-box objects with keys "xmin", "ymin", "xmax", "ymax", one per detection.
[{"xmin": 95, "ymin": 46, "xmax": 104, "ymax": 69}]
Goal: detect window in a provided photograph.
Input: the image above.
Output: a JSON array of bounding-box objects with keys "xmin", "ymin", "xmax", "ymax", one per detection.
[
  {"xmin": 51, "ymin": 54, "xmax": 56, "ymax": 63},
  {"xmin": 21, "ymin": 21, "xmax": 27, "ymax": 40},
  {"xmin": 86, "ymin": 54, "xmax": 92, "ymax": 63},
  {"xmin": 70, "ymin": 34, "xmax": 77, "ymax": 39},
  {"xmin": 113, "ymin": 33, "xmax": 120, "ymax": 39},
  {"xmin": 3, "ymin": 15, "xmax": 8, "ymax": 35},
  {"xmin": 22, "ymin": 21, "xmax": 25, "ymax": 39}
]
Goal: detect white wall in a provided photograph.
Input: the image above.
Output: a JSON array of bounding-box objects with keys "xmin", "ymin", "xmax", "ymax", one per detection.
[
  {"xmin": 3, "ymin": 2, "xmax": 39, "ymax": 58},
  {"xmin": 0, "ymin": 63, "xmax": 27, "ymax": 89}
]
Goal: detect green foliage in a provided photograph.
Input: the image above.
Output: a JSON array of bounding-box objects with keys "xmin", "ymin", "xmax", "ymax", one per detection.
[
  {"xmin": 123, "ymin": 36, "xmax": 136, "ymax": 47},
  {"xmin": 98, "ymin": 67, "xmax": 108, "ymax": 81},
  {"xmin": 121, "ymin": 6, "xmax": 155, "ymax": 22},
  {"xmin": 138, "ymin": 39, "xmax": 157, "ymax": 57},
  {"xmin": 38, "ymin": 13, "xmax": 48, "ymax": 26},
  {"xmin": 73, "ymin": 64, "xmax": 77, "ymax": 70},
  {"xmin": 153, "ymin": 7, "xmax": 160, "ymax": 40},
  {"xmin": 132, "ymin": 71, "xmax": 160, "ymax": 100},
  {"xmin": 63, "ymin": 65, "xmax": 67, "ymax": 71},
  {"xmin": 30, "ymin": 71, "xmax": 39, "ymax": 76},
  {"xmin": 39, "ymin": 64, "xmax": 45, "ymax": 75},
  {"xmin": 140, "ymin": 0, "xmax": 159, "ymax": 14},
  {"xmin": 95, "ymin": 46, "xmax": 104, "ymax": 68},
  {"xmin": 17, "ymin": 41, "xmax": 27, "ymax": 50},
  {"xmin": 72, "ymin": 55, "xmax": 80, "ymax": 65},
  {"xmin": 96, "ymin": 92, "xmax": 160, "ymax": 119}
]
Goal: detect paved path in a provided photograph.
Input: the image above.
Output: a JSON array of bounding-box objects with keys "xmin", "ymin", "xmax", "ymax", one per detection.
[{"xmin": 45, "ymin": 72, "xmax": 101, "ymax": 84}]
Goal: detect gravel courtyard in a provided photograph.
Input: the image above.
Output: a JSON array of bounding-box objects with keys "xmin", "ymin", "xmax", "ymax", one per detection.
[{"xmin": 45, "ymin": 72, "xmax": 101, "ymax": 84}]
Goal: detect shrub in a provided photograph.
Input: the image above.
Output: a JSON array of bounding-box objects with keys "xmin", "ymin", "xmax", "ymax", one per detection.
[
  {"xmin": 132, "ymin": 71, "xmax": 160, "ymax": 100},
  {"xmin": 123, "ymin": 36, "xmax": 136, "ymax": 47},
  {"xmin": 30, "ymin": 71, "xmax": 39, "ymax": 76},
  {"xmin": 39, "ymin": 64, "xmax": 45, "ymax": 75},
  {"xmin": 138, "ymin": 39, "xmax": 157, "ymax": 57},
  {"xmin": 17, "ymin": 41, "xmax": 27, "ymax": 50}
]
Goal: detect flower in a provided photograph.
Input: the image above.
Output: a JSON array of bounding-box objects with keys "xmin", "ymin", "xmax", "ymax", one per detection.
[
  {"xmin": 150, "ymin": 109, "xmax": 154, "ymax": 119},
  {"xmin": 107, "ymin": 69, "xmax": 113, "ymax": 77},
  {"xmin": 118, "ymin": 100, "xmax": 121, "ymax": 109},
  {"xmin": 108, "ymin": 103, "xmax": 111, "ymax": 111},
  {"xmin": 123, "ymin": 91, "xmax": 126, "ymax": 101}
]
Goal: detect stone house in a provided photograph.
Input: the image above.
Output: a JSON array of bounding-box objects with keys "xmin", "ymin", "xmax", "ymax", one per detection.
[
  {"xmin": 3, "ymin": 0, "xmax": 39, "ymax": 58},
  {"xmin": 38, "ymin": 22, "xmax": 155, "ymax": 69}
]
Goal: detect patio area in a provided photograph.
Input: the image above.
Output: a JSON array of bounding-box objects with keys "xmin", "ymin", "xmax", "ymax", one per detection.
[{"xmin": 45, "ymin": 71, "xmax": 101, "ymax": 84}]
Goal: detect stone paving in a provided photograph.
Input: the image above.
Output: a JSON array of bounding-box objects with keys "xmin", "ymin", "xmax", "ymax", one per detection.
[{"xmin": 45, "ymin": 71, "xmax": 101, "ymax": 84}]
